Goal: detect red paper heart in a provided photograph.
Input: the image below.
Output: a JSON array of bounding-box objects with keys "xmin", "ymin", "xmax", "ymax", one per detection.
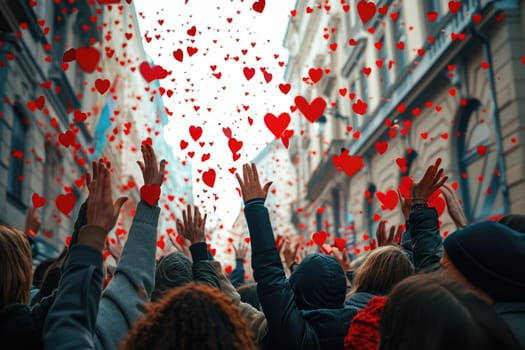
[
  {"xmin": 334, "ymin": 238, "xmax": 346, "ymax": 251},
  {"xmin": 222, "ymin": 127, "xmax": 232, "ymax": 139},
  {"xmin": 332, "ymin": 149, "xmax": 364, "ymax": 177},
  {"xmin": 95, "ymin": 78, "xmax": 111, "ymax": 94},
  {"xmin": 62, "ymin": 48, "xmax": 76, "ymax": 62},
  {"xmin": 294, "ymin": 96, "xmax": 327, "ymax": 123},
  {"xmin": 225, "ymin": 265, "xmax": 233, "ymax": 275},
  {"xmin": 173, "ymin": 49, "xmax": 183, "ymax": 62},
  {"xmin": 56, "ymin": 193, "xmax": 76, "ymax": 216},
  {"xmin": 375, "ymin": 141, "xmax": 388, "ymax": 155},
  {"xmin": 59, "ymin": 130, "xmax": 76, "ymax": 148},
  {"xmin": 32, "ymin": 193, "xmax": 46, "ymax": 208},
  {"xmin": 189, "ymin": 125, "xmax": 202, "ymax": 141},
  {"xmin": 202, "ymin": 168, "xmax": 216, "ymax": 188},
  {"xmin": 352, "ymin": 99, "xmax": 368, "ymax": 115},
  {"xmin": 376, "ymin": 190, "xmax": 399, "ymax": 210},
  {"xmin": 264, "ymin": 112, "xmax": 291, "ymax": 139},
  {"xmin": 187, "ymin": 26, "xmax": 197, "ymax": 36},
  {"xmin": 357, "ymin": 0, "xmax": 376, "ymax": 24},
  {"xmin": 308, "ymin": 68, "xmax": 323, "ymax": 83},
  {"xmin": 228, "ymin": 137, "xmax": 243, "ymax": 159},
  {"xmin": 429, "ymin": 194, "xmax": 446, "ymax": 217},
  {"xmin": 448, "ymin": 1, "xmax": 461, "ymax": 14},
  {"xmin": 139, "ymin": 61, "xmax": 168, "ymax": 83},
  {"xmin": 312, "ymin": 231, "xmax": 329, "ymax": 247},
  {"xmin": 75, "ymin": 46, "xmax": 100, "ymax": 73},
  {"xmin": 280, "ymin": 129, "xmax": 294, "ymax": 149},
  {"xmin": 243, "ymin": 67, "xmax": 255, "ymax": 80},
  {"xmin": 252, "ymin": 0, "xmax": 265, "ymax": 13},
  {"xmin": 140, "ymin": 184, "xmax": 161, "ymax": 206},
  {"xmin": 396, "ymin": 157, "xmax": 407, "ymax": 173},
  {"xmin": 279, "ymin": 83, "xmax": 291, "ymax": 94}
]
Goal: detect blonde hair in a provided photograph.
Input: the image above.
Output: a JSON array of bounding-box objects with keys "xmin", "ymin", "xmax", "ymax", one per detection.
[
  {"xmin": 350, "ymin": 245, "xmax": 414, "ymax": 296},
  {"xmin": 0, "ymin": 225, "xmax": 32, "ymax": 306}
]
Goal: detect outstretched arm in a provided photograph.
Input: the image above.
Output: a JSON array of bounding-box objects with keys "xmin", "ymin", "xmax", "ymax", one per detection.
[
  {"xmin": 409, "ymin": 158, "xmax": 448, "ymax": 271},
  {"xmin": 94, "ymin": 143, "xmax": 164, "ymax": 350},
  {"xmin": 237, "ymin": 163, "xmax": 318, "ymax": 349}
]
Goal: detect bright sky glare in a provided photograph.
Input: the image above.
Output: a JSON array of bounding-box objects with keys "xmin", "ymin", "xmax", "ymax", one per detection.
[{"xmin": 133, "ymin": 0, "xmax": 296, "ymax": 230}]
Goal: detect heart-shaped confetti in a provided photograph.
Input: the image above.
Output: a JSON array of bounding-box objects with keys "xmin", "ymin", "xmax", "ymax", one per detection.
[
  {"xmin": 95, "ymin": 78, "xmax": 111, "ymax": 94},
  {"xmin": 32, "ymin": 193, "xmax": 46, "ymax": 208},
  {"xmin": 357, "ymin": 0, "xmax": 377, "ymax": 24},
  {"xmin": 75, "ymin": 46, "xmax": 100, "ymax": 73},
  {"xmin": 202, "ymin": 168, "xmax": 216, "ymax": 188},
  {"xmin": 252, "ymin": 0, "xmax": 265, "ymax": 13},
  {"xmin": 294, "ymin": 96, "xmax": 327, "ymax": 123},
  {"xmin": 56, "ymin": 193, "xmax": 76, "ymax": 216},
  {"xmin": 139, "ymin": 61, "xmax": 168, "ymax": 83},
  {"xmin": 264, "ymin": 112, "xmax": 291, "ymax": 139}
]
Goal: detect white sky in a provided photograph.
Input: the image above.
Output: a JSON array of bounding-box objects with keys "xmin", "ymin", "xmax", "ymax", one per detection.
[{"xmin": 133, "ymin": 0, "xmax": 296, "ymax": 230}]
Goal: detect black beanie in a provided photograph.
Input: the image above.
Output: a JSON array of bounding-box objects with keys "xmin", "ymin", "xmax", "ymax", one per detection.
[
  {"xmin": 498, "ymin": 214, "xmax": 525, "ymax": 234},
  {"xmin": 443, "ymin": 221, "xmax": 525, "ymax": 302}
]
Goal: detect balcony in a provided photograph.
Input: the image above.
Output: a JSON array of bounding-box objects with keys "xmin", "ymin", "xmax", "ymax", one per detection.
[{"xmin": 306, "ymin": 139, "xmax": 346, "ymax": 202}]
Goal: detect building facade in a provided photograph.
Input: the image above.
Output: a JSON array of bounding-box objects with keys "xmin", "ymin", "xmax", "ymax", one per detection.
[
  {"xmin": 284, "ymin": 0, "xmax": 525, "ymax": 259},
  {"xmin": 0, "ymin": 1, "xmax": 183, "ymax": 261}
]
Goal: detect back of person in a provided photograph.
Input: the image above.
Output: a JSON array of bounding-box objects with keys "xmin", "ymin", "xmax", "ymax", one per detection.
[
  {"xmin": 120, "ymin": 283, "xmax": 256, "ymax": 350},
  {"xmin": 301, "ymin": 307, "xmax": 358, "ymax": 349},
  {"xmin": 379, "ymin": 274, "xmax": 522, "ymax": 350}
]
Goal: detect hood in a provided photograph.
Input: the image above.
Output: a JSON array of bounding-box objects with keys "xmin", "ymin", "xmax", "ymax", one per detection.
[
  {"xmin": 345, "ymin": 292, "xmax": 376, "ymax": 310},
  {"xmin": 289, "ymin": 253, "xmax": 346, "ymax": 310},
  {"xmin": 153, "ymin": 252, "xmax": 193, "ymax": 300}
]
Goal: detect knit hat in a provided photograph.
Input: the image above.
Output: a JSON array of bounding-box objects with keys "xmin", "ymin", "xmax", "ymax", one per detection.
[
  {"xmin": 443, "ymin": 221, "xmax": 525, "ymax": 302},
  {"xmin": 153, "ymin": 252, "xmax": 193, "ymax": 301},
  {"xmin": 344, "ymin": 296, "xmax": 386, "ymax": 350},
  {"xmin": 498, "ymin": 214, "xmax": 525, "ymax": 234}
]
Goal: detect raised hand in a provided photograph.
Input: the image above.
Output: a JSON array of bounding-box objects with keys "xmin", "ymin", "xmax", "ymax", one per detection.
[
  {"xmin": 176, "ymin": 205, "xmax": 207, "ymax": 245},
  {"xmin": 24, "ymin": 207, "xmax": 41, "ymax": 238},
  {"xmin": 397, "ymin": 189, "xmax": 411, "ymax": 222},
  {"xmin": 376, "ymin": 220, "xmax": 404, "ymax": 247},
  {"xmin": 441, "ymin": 184, "xmax": 467, "ymax": 229},
  {"xmin": 137, "ymin": 143, "xmax": 166, "ymax": 186},
  {"xmin": 107, "ymin": 233, "xmax": 124, "ymax": 262},
  {"xmin": 233, "ymin": 241, "xmax": 248, "ymax": 260},
  {"xmin": 168, "ymin": 233, "xmax": 192, "ymax": 259},
  {"xmin": 332, "ymin": 248, "xmax": 351, "ymax": 272},
  {"xmin": 235, "ymin": 163, "xmax": 272, "ymax": 203},
  {"xmin": 282, "ymin": 238, "xmax": 300, "ymax": 267},
  {"xmin": 411, "ymin": 158, "xmax": 448, "ymax": 203},
  {"xmin": 86, "ymin": 160, "xmax": 127, "ymax": 232}
]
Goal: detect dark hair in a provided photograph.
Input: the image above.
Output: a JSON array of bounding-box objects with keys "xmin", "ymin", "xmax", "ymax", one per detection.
[
  {"xmin": 379, "ymin": 274, "xmax": 522, "ymax": 350},
  {"xmin": 350, "ymin": 245, "xmax": 414, "ymax": 296},
  {"xmin": 32, "ymin": 258, "xmax": 56, "ymax": 288},
  {"xmin": 120, "ymin": 283, "xmax": 256, "ymax": 350},
  {"xmin": 237, "ymin": 283, "xmax": 261, "ymax": 311},
  {"xmin": 32, "ymin": 246, "xmax": 69, "ymax": 304}
]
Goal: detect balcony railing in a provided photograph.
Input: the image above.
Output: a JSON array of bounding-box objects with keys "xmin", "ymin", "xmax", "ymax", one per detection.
[{"xmin": 306, "ymin": 139, "xmax": 346, "ymax": 201}]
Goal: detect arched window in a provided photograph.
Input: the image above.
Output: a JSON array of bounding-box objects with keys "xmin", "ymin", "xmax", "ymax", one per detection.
[
  {"xmin": 365, "ymin": 183, "xmax": 378, "ymax": 239},
  {"xmin": 7, "ymin": 105, "xmax": 28, "ymax": 206},
  {"xmin": 456, "ymin": 99, "xmax": 504, "ymax": 222}
]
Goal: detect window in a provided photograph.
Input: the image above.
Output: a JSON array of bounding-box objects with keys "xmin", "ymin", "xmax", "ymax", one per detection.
[
  {"xmin": 52, "ymin": 5, "xmax": 68, "ymax": 62},
  {"xmin": 365, "ymin": 183, "xmax": 377, "ymax": 240},
  {"xmin": 316, "ymin": 211, "xmax": 323, "ymax": 233},
  {"xmin": 332, "ymin": 189, "xmax": 342, "ymax": 237},
  {"xmin": 350, "ymin": 80, "xmax": 362, "ymax": 129},
  {"xmin": 7, "ymin": 107, "xmax": 28, "ymax": 203},
  {"xmin": 457, "ymin": 99, "xmax": 506, "ymax": 222},
  {"xmin": 378, "ymin": 34, "xmax": 390, "ymax": 95},
  {"xmin": 393, "ymin": 9, "xmax": 408, "ymax": 73}
]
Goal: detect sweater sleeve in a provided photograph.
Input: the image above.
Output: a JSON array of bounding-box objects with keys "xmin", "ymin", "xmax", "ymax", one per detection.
[
  {"xmin": 228, "ymin": 258, "xmax": 246, "ymax": 287},
  {"xmin": 217, "ymin": 265, "xmax": 268, "ymax": 345},
  {"xmin": 409, "ymin": 207, "xmax": 442, "ymax": 272},
  {"xmin": 43, "ymin": 245, "xmax": 104, "ymax": 350},
  {"xmin": 245, "ymin": 199, "xmax": 319, "ymax": 350},
  {"xmin": 94, "ymin": 201, "xmax": 160, "ymax": 350}
]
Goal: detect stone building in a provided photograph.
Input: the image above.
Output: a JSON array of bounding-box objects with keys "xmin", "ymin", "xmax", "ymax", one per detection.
[
  {"xmin": 0, "ymin": 1, "xmax": 184, "ymax": 261},
  {"xmin": 284, "ymin": 0, "xmax": 525, "ymax": 258}
]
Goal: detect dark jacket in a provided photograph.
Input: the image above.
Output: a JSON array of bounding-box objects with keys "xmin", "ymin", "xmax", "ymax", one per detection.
[
  {"xmin": 494, "ymin": 302, "xmax": 525, "ymax": 347},
  {"xmin": 0, "ymin": 304, "xmax": 42, "ymax": 350},
  {"xmin": 245, "ymin": 199, "xmax": 358, "ymax": 350},
  {"xmin": 408, "ymin": 207, "xmax": 442, "ymax": 272},
  {"xmin": 344, "ymin": 292, "xmax": 375, "ymax": 310}
]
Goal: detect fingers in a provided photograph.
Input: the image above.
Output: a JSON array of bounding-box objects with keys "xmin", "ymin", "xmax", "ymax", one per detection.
[
  {"xmin": 159, "ymin": 159, "xmax": 166, "ymax": 182},
  {"xmin": 243, "ymin": 163, "xmax": 249, "ymax": 185},
  {"xmin": 113, "ymin": 197, "xmax": 128, "ymax": 216},
  {"xmin": 387, "ymin": 225, "xmax": 395, "ymax": 243},
  {"xmin": 263, "ymin": 181, "xmax": 273, "ymax": 197},
  {"xmin": 251, "ymin": 163, "xmax": 259, "ymax": 183},
  {"xmin": 186, "ymin": 204, "xmax": 193, "ymax": 229},
  {"xmin": 136, "ymin": 160, "xmax": 145, "ymax": 173}
]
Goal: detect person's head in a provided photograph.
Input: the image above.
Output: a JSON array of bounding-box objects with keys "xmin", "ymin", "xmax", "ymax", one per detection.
[
  {"xmin": 498, "ymin": 214, "xmax": 525, "ymax": 233},
  {"xmin": 152, "ymin": 252, "xmax": 193, "ymax": 301},
  {"xmin": 289, "ymin": 253, "xmax": 346, "ymax": 310},
  {"xmin": 0, "ymin": 225, "xmax": 32, "ymax": 307},
  {"xmin": 120, "ymin": 283, "xmax": 256, "ymax": 350},
  {"xmin": 350, "ymin": 245, "xmax": 414, "ymax": 296},
  {"xmin": 32, "ymin": 258, "xmax": 56, "ymax": 288},
  {"xmin": 379, "ymin": 274, "xmax": 522, "ymax": 350},
  {"xmin": 237, "ymin": 283, "xmax": 261, "ymax": 311},
  {"xmin": 442, "ymin": 221, "xmax": 525, "ymax": 302}
]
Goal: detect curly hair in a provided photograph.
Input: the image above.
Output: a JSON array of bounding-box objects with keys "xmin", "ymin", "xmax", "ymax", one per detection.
[
  {"xmin": 120, "ymin": 283, "xmax": 256, "ymax": 350},
  {"xmin": 0, "ymin": 225, "xmax": 32, "ymax": 307}
]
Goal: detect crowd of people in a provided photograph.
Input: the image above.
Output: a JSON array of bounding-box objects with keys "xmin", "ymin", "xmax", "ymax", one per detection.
[{"xmin": 0, "ymin": 143, "xmax": 524, "ymax": 349}]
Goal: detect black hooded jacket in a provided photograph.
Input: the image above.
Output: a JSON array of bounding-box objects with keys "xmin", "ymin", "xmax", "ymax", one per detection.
[{"xmin": 245, "ymin": 199, "xmax": 358, "ymax": 350}]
